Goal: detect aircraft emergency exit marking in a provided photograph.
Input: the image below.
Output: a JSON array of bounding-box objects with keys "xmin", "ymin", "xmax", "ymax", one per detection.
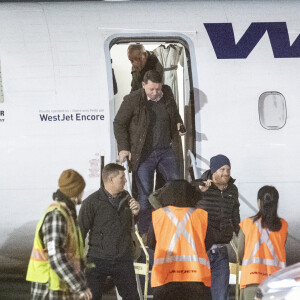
[{"xmin": 205, "ymin": 22, "xmax": 300, "ymax": 59}]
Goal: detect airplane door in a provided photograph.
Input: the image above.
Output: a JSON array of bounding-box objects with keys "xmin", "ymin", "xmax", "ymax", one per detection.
[{"xmin": 109, "ymin": 38, "xmax": 196, "ymax": 181}]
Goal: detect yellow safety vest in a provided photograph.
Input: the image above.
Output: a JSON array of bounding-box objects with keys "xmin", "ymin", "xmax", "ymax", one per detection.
[
  {"xmin": 151, "ymin": 206, "xmax": 211, "ymax": 287},
  {"xmin": 26, "ymin": 201, "xmax": 84, "ymax": 291},
  {"xmin": 240, "ymin": 217, "xmax": 288, "ymax": 289}
]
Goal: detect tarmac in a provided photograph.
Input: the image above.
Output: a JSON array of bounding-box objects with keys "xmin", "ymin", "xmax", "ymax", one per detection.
[
  {"xmin": 0, "ymin": 276, "xmax": 118, "ymax": 300},
  {"xmin": 0, "ymin": 278, "xmax": 236, "ymax": 300}
]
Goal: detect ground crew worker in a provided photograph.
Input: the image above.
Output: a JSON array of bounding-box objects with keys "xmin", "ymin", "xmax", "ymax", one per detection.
[
  {"xmin": 238, "ymin": 185, "xmax": 288, "ymax": 300},
  {"xmin": 26, "ymin": 169, "xmax": 92, "ymax": 300},
  {"xmin": 147, "ymin": 180, "xmax": 212, "ymax": 300}
]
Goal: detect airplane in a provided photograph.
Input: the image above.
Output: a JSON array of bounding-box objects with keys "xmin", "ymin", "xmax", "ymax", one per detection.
[{"xmin": 0, "ymin": 0, "xmax": 300, "ymax": 298}]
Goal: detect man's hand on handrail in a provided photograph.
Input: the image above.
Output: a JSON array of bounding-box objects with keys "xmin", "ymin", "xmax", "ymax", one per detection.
[{"xmin": 119, "ymin": 150, "xmax": 131, "ymax": 163}]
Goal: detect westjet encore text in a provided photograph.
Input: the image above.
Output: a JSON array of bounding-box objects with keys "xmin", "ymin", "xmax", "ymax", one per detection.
[{"xmin": 39, "ymin": 113, "xmax": 104, "ymax": 122}]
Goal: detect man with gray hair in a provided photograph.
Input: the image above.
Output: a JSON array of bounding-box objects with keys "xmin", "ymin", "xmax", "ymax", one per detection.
[{"xmin": 127, "ymin": 43, "xmax": 164, "ymax": 92}]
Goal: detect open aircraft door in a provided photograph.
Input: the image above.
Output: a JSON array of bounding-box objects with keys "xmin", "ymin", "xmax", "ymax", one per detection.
[{"xmin": 103, "ymin": 30, "xmax": 199, "ymax": 182}]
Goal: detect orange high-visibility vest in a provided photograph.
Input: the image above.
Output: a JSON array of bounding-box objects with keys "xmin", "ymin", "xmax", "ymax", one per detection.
[
  {"xmin": 240, "ymin": 217, "xmax": 288, "ymax": 289},
  {"xmin": 151, "ymin": 206, "xmax": 211, "ymax": 287}
]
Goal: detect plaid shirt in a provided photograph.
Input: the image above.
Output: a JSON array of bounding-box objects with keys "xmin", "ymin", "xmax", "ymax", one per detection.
[{"xmin": 31, "ymin": 209, "xmax": 87, "ymax": 300}]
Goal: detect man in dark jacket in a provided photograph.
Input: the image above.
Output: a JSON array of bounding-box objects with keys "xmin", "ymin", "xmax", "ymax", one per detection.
[
  {"xmin": 193, "ymin": 154, "xmax": 240, "ymax": 300},
  {"xmin": 127, "ymin": 44, "xmax": 166, "ymax": 197},
  {"xmin": 78, "ymin": 163, "xmax": 140, "ymax": 300},
  {"xmin": 127, "ymin": 44, "xmax": 164, "ymax": 92},
  {"xmin": 113, "ymin": 70, "xmax": 185, "ymax": 236}
]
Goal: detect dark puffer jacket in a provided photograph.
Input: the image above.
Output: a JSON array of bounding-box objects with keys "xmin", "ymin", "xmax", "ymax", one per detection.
[
  {"xmin": 192, "ymin": 170, "xmax": 240, "ymax": 244},
  {"xmin": 113, "ymin": 85, "xmax": 182, "ymax": 171},
  {"xmin": 130, "ymin": 51, "xmax": 164, "ymax": 92}
]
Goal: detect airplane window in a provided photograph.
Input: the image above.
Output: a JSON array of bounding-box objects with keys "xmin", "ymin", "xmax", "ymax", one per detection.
[{"xmin": 258, "ymin": 92, "xmax": 287, "ymax": 130}]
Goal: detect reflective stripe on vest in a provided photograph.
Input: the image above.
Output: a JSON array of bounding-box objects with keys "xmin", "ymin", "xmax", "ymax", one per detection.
[
  {"xmin": 30, "ymin": 248, "xmax": 48, "ymax": 262},
  {"xmin": 26, "ymin": 201, "xmax": 84, "ymax": 291},
  {"xmin": 242, "ymin": 219, "xmax": 286, "ymax": 269},
  {"xmin": 154, "ymin": 207, "xmax": 210, "ymax": 268}
]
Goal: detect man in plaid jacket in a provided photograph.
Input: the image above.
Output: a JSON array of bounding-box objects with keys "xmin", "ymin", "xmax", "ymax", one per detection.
[{"xmin": 27, "ymin": 170, "xmax": 92, "ymax": 300}]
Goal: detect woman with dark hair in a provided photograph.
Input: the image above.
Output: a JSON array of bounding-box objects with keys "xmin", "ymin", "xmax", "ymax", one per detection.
[
  {"xmin": 147, "ymin": 180, "xmax": 212, "ymax": 300},
  {"xmin": 238, "ymin": 186, "xmax": 288, "ymax": 300}
]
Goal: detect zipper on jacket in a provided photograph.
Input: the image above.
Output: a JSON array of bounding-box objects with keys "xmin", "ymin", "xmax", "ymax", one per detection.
[
  {"xmin": 221, "ymin": 190, "xmax": 224, "ymax": 200},
  {"xmin": 220, "ymin": 190, "xmax": 224, "ymax": 231}
]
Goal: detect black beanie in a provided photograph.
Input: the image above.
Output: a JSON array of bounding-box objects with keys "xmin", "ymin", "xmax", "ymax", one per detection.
[{"xmin": 210, "ymin": 154, "xmax": 231, "ymax": 174}]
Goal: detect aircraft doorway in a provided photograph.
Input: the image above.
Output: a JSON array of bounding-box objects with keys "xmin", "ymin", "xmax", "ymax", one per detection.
[{"xmin": 109, "ymin": 39, "xmax": 195, "ymax": 181}]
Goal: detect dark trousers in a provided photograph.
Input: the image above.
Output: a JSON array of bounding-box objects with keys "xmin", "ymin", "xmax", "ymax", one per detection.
[
  {"xmin": 136, "ymin": 147, "xmax": 180, "ymax": 235},
  {"xmin": 153, "ymin": 282, "xmax": 211, "ymax": 300},
  {"xmin": 208, "ymin": 246, "xmax": 230, "ymax": 300},
  {"xmin": 85, "ymin": 257, "xmax": 139, "ymax": 300}
]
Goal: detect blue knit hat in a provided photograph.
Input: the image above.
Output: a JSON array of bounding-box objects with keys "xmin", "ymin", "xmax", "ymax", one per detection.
[{"xmin": 210, "ymin": 154, "xmax": 231, "ymax": 174}]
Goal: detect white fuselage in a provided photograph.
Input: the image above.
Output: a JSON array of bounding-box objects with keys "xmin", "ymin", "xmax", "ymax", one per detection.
[{"xmin": 0, "ymin": 0, "xmax": 299, "ymax": 274}]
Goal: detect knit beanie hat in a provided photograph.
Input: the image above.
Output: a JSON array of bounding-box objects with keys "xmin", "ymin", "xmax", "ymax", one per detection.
[
  {"xmin": 58, "ymin": 169, "xmax": 86, "ymax": 198},
  {"xmin": 210, "ymin": 154, "xmax": 231, "ymax": 174}
]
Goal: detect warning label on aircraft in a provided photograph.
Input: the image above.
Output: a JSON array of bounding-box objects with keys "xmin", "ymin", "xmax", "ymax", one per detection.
[{"xmin": 39, "ymin": 109, "xmax": 104, "ymax": 122}]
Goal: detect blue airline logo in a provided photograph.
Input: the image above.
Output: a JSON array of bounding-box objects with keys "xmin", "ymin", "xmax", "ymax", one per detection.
[{"xmin": 204, "ymin": 22, "xmax": 300, "ymax": 59}]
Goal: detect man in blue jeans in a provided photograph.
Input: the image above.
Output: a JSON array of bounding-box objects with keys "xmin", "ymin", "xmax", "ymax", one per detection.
[
  {"xmin": 114, "ymin": 70, "xmax": 185, "ymax": 236},
  {"xmin": 193, "ymin": 154, "xmax": 240, "ymax": 300}
]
